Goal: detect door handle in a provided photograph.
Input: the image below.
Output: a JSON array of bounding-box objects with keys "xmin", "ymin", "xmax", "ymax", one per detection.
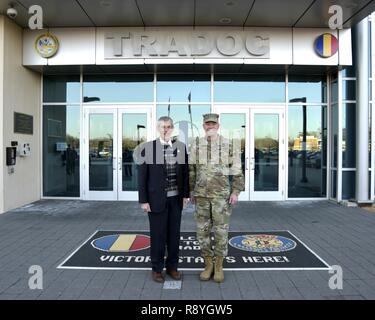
[
  {"xmin": 118, "ymin": 157, "xmax": 122, "ymax": 170},
  {"xmin": 250, "ymin": 157, "xmax": 255, "ymax": 171}
]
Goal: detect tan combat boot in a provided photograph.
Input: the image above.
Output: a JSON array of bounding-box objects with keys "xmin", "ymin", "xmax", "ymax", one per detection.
[
  {"xmin": 200, "ymin": 256, "xmax": 214, "ymax": 281},
  {"xmin": 213, "ymin": 256, "xmax": 224, "ymax": 283}
]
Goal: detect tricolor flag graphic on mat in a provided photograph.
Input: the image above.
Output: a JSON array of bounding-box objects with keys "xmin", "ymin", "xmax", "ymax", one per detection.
[
  {"xmin": 314, "ymin": 33, "xmax": 338, "ymax": 58},
  {"xmin": 91, "ymin": 234, "xmax": 150, "ymax": 252}
]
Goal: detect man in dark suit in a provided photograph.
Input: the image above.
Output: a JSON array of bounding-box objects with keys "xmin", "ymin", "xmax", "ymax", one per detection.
[{"xmin": 136, "ymin": 116, "xmax": 189, "ymax": 283}]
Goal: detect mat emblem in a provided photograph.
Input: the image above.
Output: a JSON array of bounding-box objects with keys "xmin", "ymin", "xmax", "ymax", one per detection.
[
  {"xmin": 91, "ymin": 234, "xmax": 150, "ymax": 253},
  {"xmin": 229, "ymin": 234, "xmax": 297, "ymax": 253}
]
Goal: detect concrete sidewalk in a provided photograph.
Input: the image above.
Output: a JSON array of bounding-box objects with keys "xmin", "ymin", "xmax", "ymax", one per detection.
[{"xmin": 0, "ymin": 200, "xmax": 375, "ymax": 300}]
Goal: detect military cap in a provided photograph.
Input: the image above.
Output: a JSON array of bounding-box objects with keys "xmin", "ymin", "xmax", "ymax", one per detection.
[{"xmin": 203, "ymin": 113, "xmax": 219, "ymax": 123}]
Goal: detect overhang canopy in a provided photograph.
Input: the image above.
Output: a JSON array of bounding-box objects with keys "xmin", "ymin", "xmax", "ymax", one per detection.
[{"xmin": 1, "ymin": 0, "xmax": 374, "ymax": 28}]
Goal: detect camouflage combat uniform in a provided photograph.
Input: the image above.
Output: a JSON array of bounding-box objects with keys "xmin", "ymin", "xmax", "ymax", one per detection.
[{"xmin": 189, "ymin": 135, "xmax": 244, "ymax": 257}]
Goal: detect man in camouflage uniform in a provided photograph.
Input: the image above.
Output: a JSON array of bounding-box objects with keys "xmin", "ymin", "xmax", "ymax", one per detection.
[{"xmin": 189, "ymin": 113, "xmax": 244, "ymax": 282}]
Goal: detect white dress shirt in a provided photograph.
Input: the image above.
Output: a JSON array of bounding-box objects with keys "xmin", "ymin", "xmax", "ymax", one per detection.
[{"xmin": 159, "ymin": 137, "xmax": 173, "ymax": 147}]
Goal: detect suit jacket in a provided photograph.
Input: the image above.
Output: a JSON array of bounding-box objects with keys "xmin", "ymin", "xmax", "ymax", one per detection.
[{"xmin": 137, "ymin": 139, "xmax": 189, "ymax": 212}]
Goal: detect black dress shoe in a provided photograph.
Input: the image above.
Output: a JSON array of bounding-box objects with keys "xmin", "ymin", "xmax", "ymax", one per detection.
[
  {"xmin": 152, "ymin": 271, "xmax": 165, "ymax": 283},
  {"xmin": 166, "ymin": 269, "xmax": 182, "ymax": 280}
]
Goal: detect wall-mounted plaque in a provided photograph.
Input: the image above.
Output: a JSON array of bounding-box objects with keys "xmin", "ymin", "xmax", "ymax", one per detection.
[{"xmin": 14, "ymin": 112, "xmax": 33, "ymax": 135}]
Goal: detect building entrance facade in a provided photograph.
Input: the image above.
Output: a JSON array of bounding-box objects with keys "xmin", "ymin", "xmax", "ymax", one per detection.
[{"xmin": 42, "ymin": 70, "xmax": 333, "ymax": 202}]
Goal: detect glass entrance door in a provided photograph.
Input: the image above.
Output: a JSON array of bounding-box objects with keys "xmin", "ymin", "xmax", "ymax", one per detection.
[
  {"xmin": 83, "ymin": 107, "xmax": 151, "ymax": 200},
  {"xmin": 84, "ymin": 108, "xmax": 117, "ymax": 200},
  {"xmin": 250, "ymin": 109, "xmax": 284, "ymax": 200},
  {"xmin": 217, "ymin": 107, "xmax": 285, "ymax": 201},
  {"xmin": 218, "ymin": 109, "xmax": 250, "ymax": 201},
  {"xmin": 117, "ymin": 109, "xmax": 151, "ymax": 200}
]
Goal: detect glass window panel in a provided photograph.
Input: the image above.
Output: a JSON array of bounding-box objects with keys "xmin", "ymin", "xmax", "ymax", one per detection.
[
  {"xmin": 254, "ymin": 114, "xmax": 279, "ymax": 191},
  {"xmin": 322, "ymin": 105, "xmax": 328, "ymax": 196},
  {"xmin": 288, "ymin": 75, "xmax": 327, "ymax": 104},
  {"xmin": 331, "ymin": 103, "xmax": 338, "ymax": 168},
  {"xmin": 43, "ymin": 75, "xmax": 80, "ymax": 103},
  {"xmin": 342, "ymin": 80, "xmax": 356, "ymax": 101},
  {"xmin": 331, "ymin": 170, "xmax": 337, "ymax": 199},
  {"xmin": 83, "ymin": 74, "xmax": 153, "ymax": 102},
  {"xmin": 214, "ymin": 74, "xmax": 285, "ymax": 102},
  {"xmin": 369, "ymin": 20, "xmax": 372, "ymax": 75},
  {"xmin": 370, "ymin": 104, "xmax": 372, "ymax": 166},
  {"xmin": 43, "ymin": 105, "xmax": 80, "ymax": 196},
  {"xmin": 342, "ymin": 103, "xmax": 356, "ymax": 168},
  {"xmin": 156, "ymin": 104, "xmax": 210, "ymax": 147},
  {"xmin": 342, "ymin": 67, "xmax": 355, "ymax": 78},
  {"xmin": 288, "ymin": 105, "xmax": 327, "ymax": 197},
  {"xmin": 157, "ymin": 74, "xmax": 210, "ymax": 102},
  {"xmin": 322, "ymin": 168, "xmax": 327, "ymax": 196},
  {"xmin": 330, "ymin": 79, "xmax": 338, "ymax": 103},
  {"xmin": 89, "ymin": 114, "xmax": 114, "ymax": 191},
  {"xmin": 370, "ymin": 171, "xmax": 371, "ymax": 200},
  {"xmin": 322, "ymin": 105, "xmax": 328, "ymax": 167},
  {"xmin": 220, "ymin": 113, "xmax": 246, "ymax": 176},
  {"xmin": 122, "ymin": 113, "xmax": 147, "ymax": 191},
  {"xmin": 369, "ymin": 80, "xmax": 372, "ymax": 102},
  {"xmin": 342, "ymin": 171, "xmax": 355, "ymax": 200}
]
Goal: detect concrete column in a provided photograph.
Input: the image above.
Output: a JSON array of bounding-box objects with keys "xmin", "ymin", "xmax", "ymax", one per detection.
[
  {"xmin": 0, "ymin": 17, "xmax": 4, "ymax": 213},
  {"xmin": 1, "ymin": 16, "xmax": 41, "ymax": 213},
  {"xmin": 354, "ymin": 18, "xmax": 370, "ymax": 203}
]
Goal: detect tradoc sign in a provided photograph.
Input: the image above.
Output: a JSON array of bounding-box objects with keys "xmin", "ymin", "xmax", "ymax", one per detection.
[{"xmin": 104, "ymin": 31, "xmax": 270, "ymax": 59}]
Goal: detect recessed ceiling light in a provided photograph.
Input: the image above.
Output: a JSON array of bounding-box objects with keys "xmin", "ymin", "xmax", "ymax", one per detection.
[{"xmin": 219, "ymin": 17, "xmax": 232, "ymax": 24}]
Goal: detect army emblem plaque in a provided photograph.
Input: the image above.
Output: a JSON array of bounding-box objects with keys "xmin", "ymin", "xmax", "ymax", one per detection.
[{"xmin": 35, "ymin": 33, "xmax": 59, "ymax": 58}]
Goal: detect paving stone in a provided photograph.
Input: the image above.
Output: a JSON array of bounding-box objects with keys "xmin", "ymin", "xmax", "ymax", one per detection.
[
  {"xmin": 221, "ymin": 287, "xmax": 242, "ymax": 299},
  {"xmin": 0, "ymin": 200, "xmax": 375, "ymax": 300},
  {"xmin": 278, "ymin": 286, "xmax": 304, "ymax": 300},
  {"xmin": 342, "ymin": 295, "xmax": 365, "ymax": 300}
]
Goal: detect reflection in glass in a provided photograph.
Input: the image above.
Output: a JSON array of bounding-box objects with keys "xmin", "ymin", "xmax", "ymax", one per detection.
[
  {"xmin": 156, "ymin": 104, "xmax": 210, "ymax": 147},
  {"xmin": 43, "ymin": 75, "xmax": 80, "ymax": 103},
  {"xmin": 288, "ymin": 105, "xmax": 327, "ymax": 197},
  {"xmin": 83, "ymin": 74, "xmax": 153, "ymax": 102},
  {"xmin": 330, "ymin": 103, "xmax": 338, "ymax": 199},
  {"xmin": 342, "ymin": 103, "xmax": 356, "ymax": 168},
  {"xmin": 331, "ymin": 103, "xmax": 338, "ymax": 168},
  {"xmin": 220, "ymin": 114, "xmax": 246, "ymax": 176},
  {"xmin": 331, "ymin": 170, "xmax": 337, "ymax": 199},
  {"xmin": 370, "ymin": 105, "xmax": 372, "ymax": 166},
  {"xmin": 342, "ymin": 171, "xmax": 355, "ymax": 200},
  {"xmin": 342, "ymin": 80, "xmax": 356, "ymax": 101},
  {"xmin": 370, "ymin": 80, "xmax": 372, "ymax": 102},
  {"xmin": 254, "ymin": 114, "xmax": 279, "ymax": 191},
  {"xmin": 157, "ymin": 74, "xmax": 211, "ymax": 102},
  {"xmin": 214, "ymin": 75, "xmax": 285, "ymax": 102},
  {"xmin": 331, "ymin": 79, "xmax": 338, "ymax": 103},
  {"xmin": 342, "ymin": 66, "xmax": 355, "ymax": 77},
  {"xmin": 322, "ymin": 106, "xmax": 328, "ymax": 197},
  {"xmin": 89, "ymin": 114, "xmax": 114, "ymax": 191},
  {"xmin": 122, "ymin": 114, "xmax": 147, "ymax": 191},
  {"xmin": 288, "ymin": 75, "xmax": 327, "ymax": 103},
  {"xmin": 43, "ymin": 105, "xmax": 80, "ymax": 196}
]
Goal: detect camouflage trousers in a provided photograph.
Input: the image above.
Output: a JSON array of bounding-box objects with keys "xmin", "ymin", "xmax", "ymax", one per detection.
[{"xmin": 194, "ymin": 197, "xmax": 232, "ymax": 257}]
